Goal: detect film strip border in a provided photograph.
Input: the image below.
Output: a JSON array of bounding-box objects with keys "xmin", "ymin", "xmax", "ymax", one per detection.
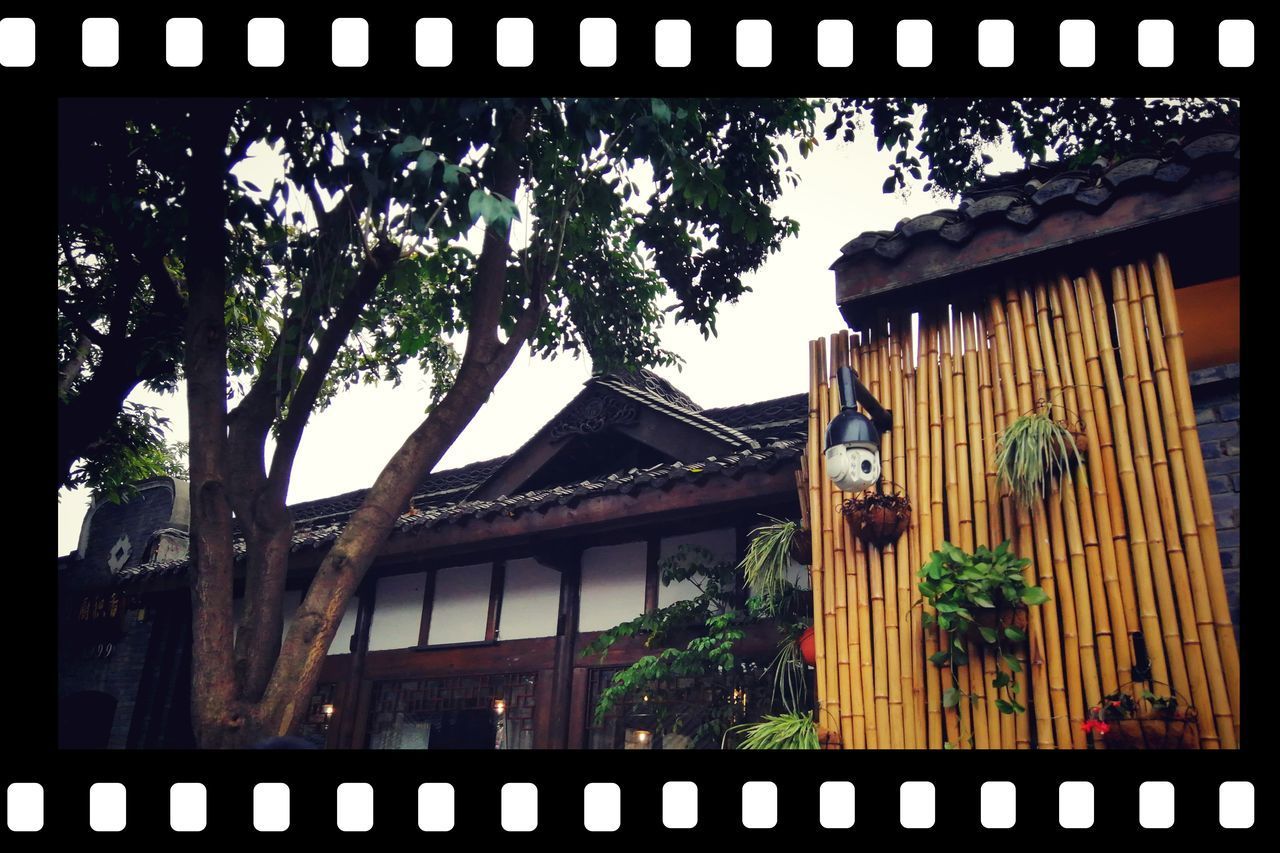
[
  {"xmin": 3, "ymin": 776, "xmax": 1260, "ymax": 833},
  {"xmin": 0, "ymin": 16, "xmax": 1259, "ymax": 72}
]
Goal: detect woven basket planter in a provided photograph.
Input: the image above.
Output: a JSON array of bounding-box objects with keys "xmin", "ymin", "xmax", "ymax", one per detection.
[
  {"xmin": 842, "ymin": 487, "xmax": 912, "ymax": 549},
  {"xmin": 968, "ymin": 602, "xmax": 1029, "ymax": 642},
  {"xmin": 1101, "ymin": 713, "xmax": 1200, "ymax": 750},
  {"xmin": 789, "ymin": 527, "xmax": 813, "ymax": 566}
]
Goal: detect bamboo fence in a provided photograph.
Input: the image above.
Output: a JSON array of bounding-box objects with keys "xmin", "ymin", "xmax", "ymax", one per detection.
[{"xmin": 801, "ymin": 253, "xmax": 1240, "ymax": 749}]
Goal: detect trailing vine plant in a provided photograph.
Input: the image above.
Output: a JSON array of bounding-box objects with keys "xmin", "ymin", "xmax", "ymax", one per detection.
[{"xmin": 917, "ymin": 541, "xmax": 1049, "ymax": 734}]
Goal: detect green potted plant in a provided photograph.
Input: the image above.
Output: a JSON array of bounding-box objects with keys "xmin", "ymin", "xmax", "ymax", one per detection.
[
  {"xmin": 995, "ymin": 404, "xmax": 1085, "ymax": 508},
  {"xmin": 918, "ymin": 540, "xmax": 1049, "ymax": 722},
  {"xmin": 724, "ymin": 710, "xmax": 820, "ymax": 749}
]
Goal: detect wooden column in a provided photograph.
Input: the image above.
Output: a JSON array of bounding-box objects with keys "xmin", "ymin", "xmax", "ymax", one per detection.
[
  {"xmin": 337, "ymin": 579, "xmax": 376, "ymax": 749},
  {"xmin": 546, "ymin": 548, "xmax": 583, "ymax": 749}
]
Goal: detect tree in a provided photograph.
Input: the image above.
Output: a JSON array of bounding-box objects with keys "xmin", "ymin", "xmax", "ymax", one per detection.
[
  {"xmin": 72, "ymin": 97, "xmax": 817, "ymax": 747},
  {"xmin": 57, "ymin": 100, "xmax": 195, "ymax": 496},
  {"xmin": 821, "ymin": 97, "xmax": 1239, "ymax": 196}
]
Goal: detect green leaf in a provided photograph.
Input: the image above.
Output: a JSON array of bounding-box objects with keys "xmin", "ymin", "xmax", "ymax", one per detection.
[
  {"xmin": 978, "ymin": 626, "xmax": 998, "ymax": 644},
  {"xmin": 994, "ymin": 699, "xmax": 1014, "ymax": 714},
  {"xmin": 1004, "ymin": 627, "xmax": 1026, "ymax": 642},
  {"xmin": 651, "ymin": 98, "xmax": 673, "ymax": 124},
  {"xmin": 1020, "ymin": 587, "xmax": 1049, "ymax": 606},
  {"xmin": 929, "ymin": 651, "xmax": 950, "ymax": 666},
  {"xmin": 943, "ymin": 687, "xmax": 962, "ymax": 708},
  {"xmin": 1003, "ymin": 654, "xmax": 1022, "ymax": 673}
]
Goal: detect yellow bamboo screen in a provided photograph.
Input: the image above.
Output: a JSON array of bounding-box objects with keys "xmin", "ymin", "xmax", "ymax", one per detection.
[{"xmin": 803, "ymin": 253, "xmax": 1240, "ymax": 749}]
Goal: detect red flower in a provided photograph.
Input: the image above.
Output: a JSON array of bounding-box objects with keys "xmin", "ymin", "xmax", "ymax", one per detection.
[{"xmin": 1081, "ymin": 719, "xmax": 1110, "ymax": 735}]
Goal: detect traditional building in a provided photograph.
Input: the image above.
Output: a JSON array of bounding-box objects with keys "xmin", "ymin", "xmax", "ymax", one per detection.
[{"xmin": 59, "ymin": 371, "xmax": 808, "ymax": 749}]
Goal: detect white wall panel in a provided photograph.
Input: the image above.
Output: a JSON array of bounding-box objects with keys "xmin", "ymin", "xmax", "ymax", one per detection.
[
  {"xmin": 368, "ymin": 571, "xmax": 428, "ymax": 651},
  {"xmin": 426, "ymin": 564, "xmax": 492, "ymax": 646},
  {"xmin": 578, "ymin": 541, "xmax": 647, "ymax": 632},
  {"xmin": 498, "ymin": 558, "xmax": 562, "ymax": 640}
]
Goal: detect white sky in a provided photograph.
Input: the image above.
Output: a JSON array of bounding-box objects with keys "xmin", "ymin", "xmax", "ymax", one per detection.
[{"xmin": 57, "ymin": 108, "xmax": 1023, "ymax": 556}]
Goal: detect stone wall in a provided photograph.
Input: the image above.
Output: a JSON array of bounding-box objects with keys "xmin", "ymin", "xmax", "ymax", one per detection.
[{"xmin": 1190, "ymin": 362, "xmax": 1240, "ymax": 629}]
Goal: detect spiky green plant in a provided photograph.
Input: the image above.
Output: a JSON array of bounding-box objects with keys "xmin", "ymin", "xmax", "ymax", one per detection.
[
  {"xmin": 995, "ymin": 409, "xmax": 1082, "ymax": 507},
  {"xmin": 766, "ymin": 632, "xmax": 809, "ymax": 714},
  {"xmin": 740, "ymin": 516, "xmax": 799, "ymax": 614},
  {"xmin": 725, "ymin": 710, "xmax": 819, "ymax": 749}
]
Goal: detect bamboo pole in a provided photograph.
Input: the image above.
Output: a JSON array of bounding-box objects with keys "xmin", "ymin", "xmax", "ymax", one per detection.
[
  {"xmin": 817, "ymin": 337, "xmax": 844, "ymax": 735},
  {"xmin": 1125, "ymin": 264, "xmax": 1224, "ymax": 749},
  {"xmin": 865, "ymin": 331, "xmax": 894, "ymax": 747},
  {"xmin": 978, "ymin": 310, "xmax": 1020, "ymax": 749},
  {"xmin": 926, "ymin": 320, "xmax": 960, "ymax": 748},
  {"xmin": 807, "ymin": 340, "xmax": 832, "ymax": 735},
  {"xmin": 890, "ymin": 320, "xmax": 919, "ymax": 748},
  {"xmin": 988, "ymin": 293, "xmax": 1055, "ymax": 747},
  {"xmin": 1047, "ymin": 281, "xmax": 1121, "ymax": 698},
  {"xmin": 1056, "ymin": 277, "xmax": 1133, "ymax": 694},
  {"xmin": 1151, "ymin": 253, "xmax": 1240, "ymax": 736},
  {"xmin": 1021, "ymin": 285, "xmax": 1088, "ymax": 748},
  {"xmin": 1034, "ymin": 280, "xmax": 1106, "ymax": 707},
  {"xmin": 828, "ymin": 333, "xmax": 858, "ymax": 750},
  {"xmin": 962, "ymin": 310, "xmax": 1003, "ymax": 749},
  {"xmin": 1072, "ymin": 275, "xmax": 1144, "ymax": 700},
  {"xmin": 873, "ymin": 327, "xmax": 906, "ymax": 749},
  {"xmin": 1139, "ymin": 260, "xmax": 1238, "ymax": 747},
  {"xmin": 1110, "ymin": 266, "xmax": 1192, "ymax": 703},
  {"xmin": 916, "ymin": 317, "xmax": 944, "ymax": 748},
  {"xmin": 842, "ymin": 335, "xmax": 868, "ymax": 750},
  {"xmin": 939, "ymin": 310, "xmax": 975, "ymax": 748},
  {"xmin": 1087, "ymin": 268, "xmax": 1174, "ymax": 699},
  {"xmin": 850, "ymin": 338, "xmax": 879, "ymax": 749},
  {"xmin": 903, "ymin": 320, "xmax": 927, "ymax": 748}
]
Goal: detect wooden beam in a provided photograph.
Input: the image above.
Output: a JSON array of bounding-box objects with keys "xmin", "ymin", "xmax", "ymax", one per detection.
[
  {"xmin": 416, "ymin": 568, "xmax": 437, "ymax": 648},
  {"xmin": 643, "ymin": 537, "xmax": 660, "ymax": 613},
  {"xmin": 485, "ymin": 561, "xmax": 505, "ymax": 643}
]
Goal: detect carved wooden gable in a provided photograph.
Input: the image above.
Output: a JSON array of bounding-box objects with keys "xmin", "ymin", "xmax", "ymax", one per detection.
[{"xmin": 469, "ymin": 370, "xmax": 759, "ymax": 502}]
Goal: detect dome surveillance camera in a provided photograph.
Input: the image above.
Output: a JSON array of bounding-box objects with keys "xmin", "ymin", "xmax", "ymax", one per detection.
[
  {"xmin": 824, "ymin": 364, "xmax": 887, "ymax": 494},
  {"xmin": 825, "ymin": 441, "xmax": 882, "ymax": 493}
]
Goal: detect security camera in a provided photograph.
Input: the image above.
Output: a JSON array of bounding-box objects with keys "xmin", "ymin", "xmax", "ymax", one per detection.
[
  {"xmin": 824, "ymin": 364, "xmax": 890, "ymax": 494},
  {"xmin": 825, "ymin": 441, "xmax": 882, "ymax": 493}
]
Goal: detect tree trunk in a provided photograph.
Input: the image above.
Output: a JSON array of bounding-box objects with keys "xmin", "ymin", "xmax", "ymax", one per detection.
[{"xmin": 182, "ymin": 100, "xmax": 246, "ymax": 748}]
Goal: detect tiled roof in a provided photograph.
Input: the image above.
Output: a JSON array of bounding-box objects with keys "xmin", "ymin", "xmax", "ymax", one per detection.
[
  {"xmin": 830, "ymin": 131, "xmax": 1240, "ymax": 269},
  {"xmin": 113, "ymin": 391, "xmax": 807, "ymax": 586}
]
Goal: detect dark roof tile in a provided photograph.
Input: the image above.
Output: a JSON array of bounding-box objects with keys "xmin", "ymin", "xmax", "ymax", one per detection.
[
  {"xmin": 114, "ymin": 392, "xmax": 808, "ymax": 588},
  {"xmin": 831, "ymin": 131, "xmax": 1240, "ymax": 271}
]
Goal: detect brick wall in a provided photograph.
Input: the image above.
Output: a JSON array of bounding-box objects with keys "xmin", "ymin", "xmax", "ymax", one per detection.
[{"xmin": 1190, "ymin": 362, "xmax": 1240, "ymax": 629}]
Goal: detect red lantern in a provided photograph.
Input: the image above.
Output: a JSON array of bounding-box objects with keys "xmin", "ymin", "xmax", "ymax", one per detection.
[{"xmin": 799, "ymin": 626, "xmax": 816, "ymax": 666}]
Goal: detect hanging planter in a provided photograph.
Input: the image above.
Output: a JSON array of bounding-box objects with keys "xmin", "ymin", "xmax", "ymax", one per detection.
[
  {"xmin": 798, "ymin": 625, "xmax": 816, "ymax": 666},
  {"xmin": 789, "ymin": 526, "xmax": 813, "ymax": 567},
  {"xmin": 996, "ymin": 404, "xmax": 1086, "ymax": 508},
  {"xmin": 842, "ymin": 483, "xmax": 911, "ymax": 548},
  {"xmin": 1084, "ymin": 685, "xmax": 1200, "ymax": 750},
  {"xmin": 968, "ymin": 600, "xmax": 1029, "ymax": 643}
]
